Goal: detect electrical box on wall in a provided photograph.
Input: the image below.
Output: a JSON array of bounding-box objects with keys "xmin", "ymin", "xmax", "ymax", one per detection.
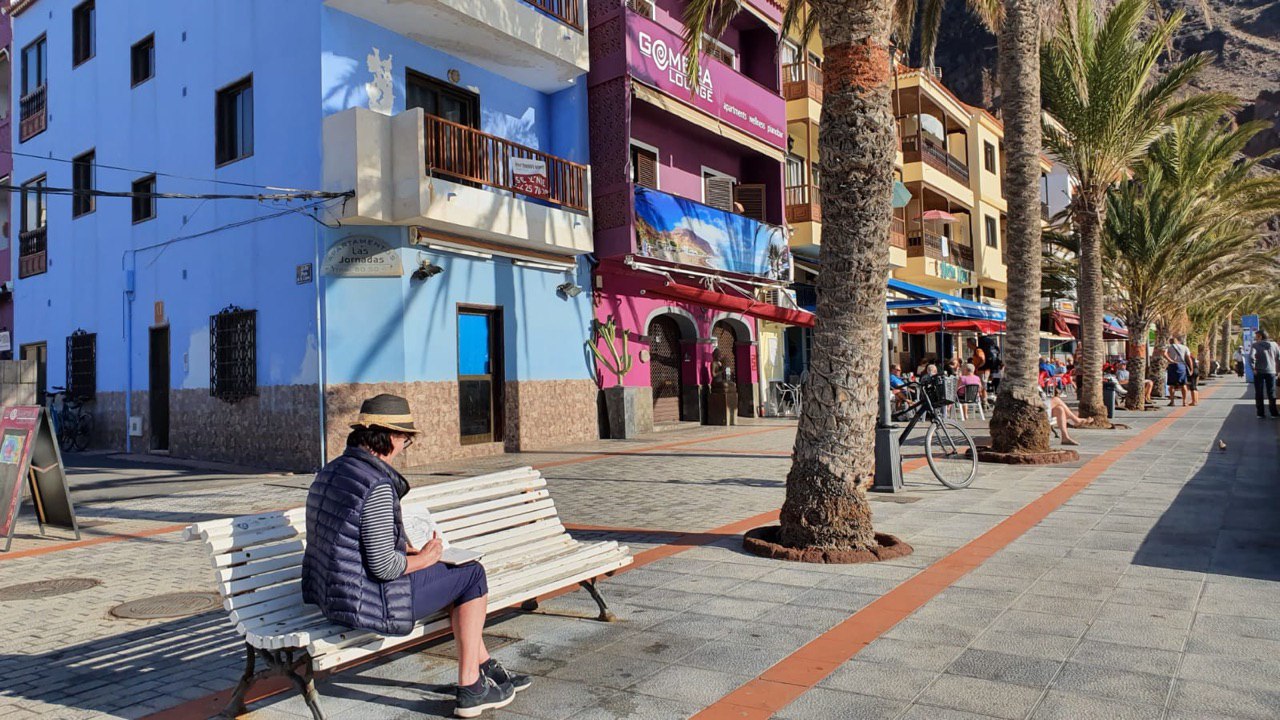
[{"xmin": 128, "ymin": 417, "xmax": 143, "ymax": 437}]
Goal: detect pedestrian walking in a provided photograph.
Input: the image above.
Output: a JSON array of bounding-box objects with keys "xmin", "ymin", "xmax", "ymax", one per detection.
[
  {"xmin": 301, "ymin": 394, "xmax": 530, "ymax": 718},
  {"xmin": 1163, "ymin": 336, "xmax": 1193, "ymax": 407},
  {"xmin": 1250, "ymin": 330, "xmax": 1279, "ymax": 418},
  {"xmin": 1233, "ymin": 347, "xmax": 1245, "ymax": 377}
]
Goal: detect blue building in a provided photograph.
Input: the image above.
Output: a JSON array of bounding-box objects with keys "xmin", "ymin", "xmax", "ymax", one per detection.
[{"xmin": 11, "ymin": 0, "xmax": 596, "ymax": 470}]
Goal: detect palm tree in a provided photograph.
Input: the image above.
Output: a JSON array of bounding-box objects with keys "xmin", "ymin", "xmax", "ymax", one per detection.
[
  {"xmin": 1102, "ymin": 116, "xmax": 1280, "ymax": 408},
  {"xmin": 1040, "ymin": 0, "xmax": 1232, "ymax": 424},
  {"xmin": 679, "ymin": 1, "xmax": 900, "ymax": 551}
]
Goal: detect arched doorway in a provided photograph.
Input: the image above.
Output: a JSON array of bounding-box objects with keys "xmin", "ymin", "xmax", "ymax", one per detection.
[
  {"xmin": 712, "ymin": 321, "xmax": 739, "ymax": 388},
  {"xmin": 648, "ymin": 316, "xmax": 683, "ymax": 423}
]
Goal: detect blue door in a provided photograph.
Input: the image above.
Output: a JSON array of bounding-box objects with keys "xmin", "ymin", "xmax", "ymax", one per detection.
[{"xmin": 458, "ymin": 310, "xmax": 502, "ymax": 444}]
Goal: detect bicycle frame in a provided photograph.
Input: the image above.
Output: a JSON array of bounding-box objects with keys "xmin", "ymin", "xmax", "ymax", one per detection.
[{"xmin": 894, "ymin": 383, "xmax": 944, "ymax": 446}]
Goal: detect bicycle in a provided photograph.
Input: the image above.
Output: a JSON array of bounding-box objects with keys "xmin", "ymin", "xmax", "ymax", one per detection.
[
  {"xmin": 47, "ymin": 386, "xmax": 94, "ymax": 452},
  {"xmin": 892, "ymin": 376, "xmax": 978, "ymax": 489}
]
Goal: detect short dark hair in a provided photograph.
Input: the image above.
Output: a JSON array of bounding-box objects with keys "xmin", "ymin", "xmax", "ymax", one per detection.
[
  {"xmin": 1260, "ymin": 329, "xmax": 1269, "ymax": 341},
  {"xmin": 347, "ymin": 426, "xmax": 394, "ymax": 456}
]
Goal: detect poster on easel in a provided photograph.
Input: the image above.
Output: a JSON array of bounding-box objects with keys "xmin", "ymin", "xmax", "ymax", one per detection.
[{"xmin": 0, "ymin": 406, "xmax": 79, "ymax": 552}]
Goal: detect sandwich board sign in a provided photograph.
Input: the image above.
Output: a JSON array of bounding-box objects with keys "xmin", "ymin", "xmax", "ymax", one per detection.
[{"xmin": 0, "ymin": 406, "xmax": 79, "ymax": 552}]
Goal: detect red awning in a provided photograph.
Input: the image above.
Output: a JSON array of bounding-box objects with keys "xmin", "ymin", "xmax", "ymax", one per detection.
[
  {"xmin": 898, "ymin": 319, "xmax": 1006, "ymax": 335},
  {"xmin": 644, "ymin": 283, "xmax": 816, "ymax": 328}
]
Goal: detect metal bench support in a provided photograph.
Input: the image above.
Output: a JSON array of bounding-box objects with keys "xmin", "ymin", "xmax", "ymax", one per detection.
[
  {"xmin": 222, "ymin": 642, "xmax": 326, "ymax": 720},
  {"xmin": 579, "ymin": 579, "xmax": 616, "ymax": 622}
]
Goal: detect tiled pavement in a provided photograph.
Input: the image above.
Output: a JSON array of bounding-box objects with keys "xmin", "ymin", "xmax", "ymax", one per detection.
[{"xmin": 1, "ymin": 380, "xmax": 1277, "ymax": 719}]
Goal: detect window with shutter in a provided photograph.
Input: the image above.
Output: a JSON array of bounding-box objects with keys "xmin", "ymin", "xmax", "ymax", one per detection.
[
  {"xmin": 631, "ymin": 145, "xmax": 658, "ymax": 189},
  {"xmin": 703, "ymin": 173, "xmax": 735, "ymax": 212},
  {"xmin": 734, "ymin": 184, "xmax": 767, "ymax": 222}
]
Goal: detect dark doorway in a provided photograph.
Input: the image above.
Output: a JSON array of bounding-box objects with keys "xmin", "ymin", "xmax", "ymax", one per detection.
[
  {"xmin": 712, "ymin": 321, "xmax": 740, "ymax": 385},
  {"xmin": 406, "ymin": 69, "xmax": 479, "ymax": 128},
  {"xmin": 149, "ymin": 326, "xmax": 170, "ymax": 451},
  {"xmin": 648, "ymin": 316, "xmax": 682, "ymax": 423},
  {"xmin": 458, "ymin": 308, "xmax": 504, "ymax": 445},
  {"xmin": 20, "ymin": 342, "xmax": 47, "ymax": 406}
]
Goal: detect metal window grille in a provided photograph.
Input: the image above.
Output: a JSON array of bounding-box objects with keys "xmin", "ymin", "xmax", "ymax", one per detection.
[
  {"xmin": 66, "ymin": 330, "xmax": 96, "ymax": 400},
  {"xmin": 210, "ymin": 306, "xmax": 256, "ymax": 403}
]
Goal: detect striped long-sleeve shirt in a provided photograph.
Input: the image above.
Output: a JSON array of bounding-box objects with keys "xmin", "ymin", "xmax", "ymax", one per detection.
[{"xmin": 360, "ymin": 484, "xmax": 407, "ymax": 581}]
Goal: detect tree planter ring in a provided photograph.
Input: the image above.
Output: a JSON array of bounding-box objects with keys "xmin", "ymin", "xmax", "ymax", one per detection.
[
  {"xmin": 742, "ymin": 525, "xmax": 913, "ymax": 564},
  {"xmin": 977, "ymin": 447, "xmax": 1079, "ymax": 465}
]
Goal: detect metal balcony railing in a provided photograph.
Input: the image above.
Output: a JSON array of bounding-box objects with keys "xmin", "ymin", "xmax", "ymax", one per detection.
[
  {"xmin": 522, "ymin": 0, "xmax": 582, "ymax": 30},
  {"xmin": 19, "ymin": 85, "xmax": 47, "ymax": 142},
  {"xmin": 782, "ymin": 61, "xmax": 823, "ymax": 103},
  {"xmin": 423, "ymin": 114, "xmax": 589, "ymax": 213}
]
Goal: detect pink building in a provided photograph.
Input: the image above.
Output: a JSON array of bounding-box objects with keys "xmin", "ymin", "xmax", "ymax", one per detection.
[
  {"xmin": 587, "ymin": 0, "xmax": 791, "ymax": 423},
  {"xmin": 0, "ymin": 0, "xmax": 12, "ymax": 359}
]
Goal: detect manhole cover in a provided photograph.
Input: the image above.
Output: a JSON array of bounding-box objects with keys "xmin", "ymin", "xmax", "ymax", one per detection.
[
  {"xmin": 0, "ymin": 578, "xmax": 103, "ymax": 601},
  {"xmin": 109, "ymin": 592, "xmax": 221, "ymax": 619}
]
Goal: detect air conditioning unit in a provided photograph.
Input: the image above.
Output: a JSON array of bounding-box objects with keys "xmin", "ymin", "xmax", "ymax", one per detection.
[{"xmin": 762, "ymin": 288, "xmax": 798, "ymax": 309}]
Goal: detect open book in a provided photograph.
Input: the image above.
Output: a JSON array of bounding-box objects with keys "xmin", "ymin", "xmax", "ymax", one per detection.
[{"xmin": 403, "ymin": 510, "xmax": 484, "ymax": 566}]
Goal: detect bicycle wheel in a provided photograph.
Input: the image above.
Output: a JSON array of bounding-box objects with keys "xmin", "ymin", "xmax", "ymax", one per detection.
[
  {"xmin": 57, "ymin": 414, "xmax": 75, "ymax": 452},
  {"xmin": 925, "ymin": 418, "xmax": 977, "ymax": 489},
  {"xmin": 73, "ymin": 413, "xmax": 94, "ymax": 452}
]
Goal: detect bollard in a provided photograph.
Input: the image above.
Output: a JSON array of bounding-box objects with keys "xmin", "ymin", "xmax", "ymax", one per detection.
[{"xmin": 1103, "ymin": 379, "xmax": 1117, "ymax": 419}]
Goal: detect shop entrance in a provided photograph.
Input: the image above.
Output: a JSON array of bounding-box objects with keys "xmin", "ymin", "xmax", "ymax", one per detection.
[{"xmin": 648, "ymin": 316, "xmax": 682, "ymax": 423}]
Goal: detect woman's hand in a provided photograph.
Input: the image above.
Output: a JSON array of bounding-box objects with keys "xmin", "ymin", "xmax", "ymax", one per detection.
[{"xmin": 405, "ymin": 532, "xmax": 444, "ymax": 574}]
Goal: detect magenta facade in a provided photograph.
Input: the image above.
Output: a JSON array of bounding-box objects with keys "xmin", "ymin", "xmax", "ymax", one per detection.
[
  {"xmin": 0, "ymin": 1, "xmax": 12, "ymax": 357},
  {"xmin": 587, "ymin": 0, "xmax": 786, "ymax": 422}
]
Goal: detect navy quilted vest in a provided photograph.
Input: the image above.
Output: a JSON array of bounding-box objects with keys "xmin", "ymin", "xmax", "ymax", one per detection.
[{"xmin": 302, "ymin": 447, "xmax": 414, "ymax": 636}]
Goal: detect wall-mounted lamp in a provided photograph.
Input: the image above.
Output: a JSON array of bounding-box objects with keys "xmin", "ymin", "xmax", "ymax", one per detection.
[
  {"xmin": 412, "ymin": 260, "xmax": 444, "ymax": 281},
  {"xmin": 557, "ymin": 281, "xmax": 583, "ymax": 298}
]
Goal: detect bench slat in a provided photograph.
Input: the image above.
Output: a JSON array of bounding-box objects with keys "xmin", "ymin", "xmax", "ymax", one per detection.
[
  {"xmin": 223, "ymin": 579, "xmax": 301, "ymax": 612},
  {"xmin": 444, "ymin": 506, "xmax": 560, "ymax": 543},
  {"xmin": 216, "ymin": 551, "xmax": 305, "ymax": 584},
  {"xmin": 214, "ymin": 539, "xmax": 306, "ymax": 569},
  {"xmin": 403, "ymin": 467, "xmax": 539, "ymax": 500},
  {"xmin": 403, "ymin": 476, "xmax": 546, "ymax": 514},
  {"xmin": 221, "ymin": 564, "xmax": 302, "ymax": 597},
  {"xmin": 422, "ymin": 489, "xmax": 549, "ymax": 524},
  {"xmin": 436, "ymin": 499, "xmax": 556, "ymax": 536}
]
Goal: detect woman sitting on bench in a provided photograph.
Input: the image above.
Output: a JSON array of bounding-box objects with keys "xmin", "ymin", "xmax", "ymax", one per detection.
[{"xmin": 301, "ymin": 394, "xmax": 530, "ymax": 718}]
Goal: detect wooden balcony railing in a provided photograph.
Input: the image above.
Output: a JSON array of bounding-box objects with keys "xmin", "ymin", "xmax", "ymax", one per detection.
[
  {"xmin": 901, "ymin": 135, "xmax": 970, "ymax": 184},
  {"xmin": 522, "ymin": 0, "xmax": 582, "ymax": 30},
  {"xmin": 19, "ymin": 228, "xmax": 47, "ymax": 278},
  {"xmin": 19, "ymin": 85, "xmax": 47, "ymax": 143},
  {"xmin": 906, "ymin": 229, "xmax": 974, "ymax": 271},
  {"xmin": 785, "ymin": 184, "xmax": 821, "ymax": 223},
  {"xmin": 424, "ymin": 114, "xmax": 589, "ymax": 213},
  {"xmin": 890, "ymin": 216, "xmax": 907, "ymax": 248},
  {"xmin": 1040, "ymin": 201, "xmax": 1051, "ymax": 221},
  {"xmin": 782, "ymin": 61, "xmax": 823, "ymax": 103}
]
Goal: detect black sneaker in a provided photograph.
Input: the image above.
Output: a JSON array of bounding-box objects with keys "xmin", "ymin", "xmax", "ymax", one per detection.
[
  {"xmin": 482, "ymin": 658, "xmax": 533, "ymax": 692},
  {"xmin": 454, "ymin": 676, "xmax": 514, "ymax": 718}
]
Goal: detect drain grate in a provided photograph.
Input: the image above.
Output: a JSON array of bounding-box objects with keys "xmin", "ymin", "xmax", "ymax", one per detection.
[
  {"xmin": 109, "ymin": 591, "xmax": 221, "ymax": 619},
  {"xmin": 0, "ymin": 578, "xmax": 103, "ymax": 601}
]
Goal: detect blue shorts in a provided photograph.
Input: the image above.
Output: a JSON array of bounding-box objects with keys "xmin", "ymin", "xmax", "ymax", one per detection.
[
  {"xmin": 410, "ymin": 560, "xmax": 488, "ymax": 619},
  {"xmin": 1167, "ymin": 363, "xmax": 1188, "ymax": 387}
]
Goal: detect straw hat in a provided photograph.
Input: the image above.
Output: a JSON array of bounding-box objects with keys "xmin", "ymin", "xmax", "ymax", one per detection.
[{"xmin": 350, "ymin": 393, "xmax": 419, "ymax": 434}]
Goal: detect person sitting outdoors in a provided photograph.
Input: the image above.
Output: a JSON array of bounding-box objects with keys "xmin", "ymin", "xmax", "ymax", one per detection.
[
  {"xmin": 302, "ymin": 394, "xmax": 530, "ymax": 718},
  {"xmin": 1044, "ymin": 393, "xmax": 1083, "ymax": 446},
  {"xmin": 956, "ymin": 363, "xmax": 985, "ymax": 420},
  {"xmin": 889, "ymin": 364, "xmax": 911, "ymax": 410}
]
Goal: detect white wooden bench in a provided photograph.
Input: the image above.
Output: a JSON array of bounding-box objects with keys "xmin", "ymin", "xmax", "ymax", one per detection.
[{"xmin": 184, "ymin": 466, "xmax": 632, "ymax": 719}]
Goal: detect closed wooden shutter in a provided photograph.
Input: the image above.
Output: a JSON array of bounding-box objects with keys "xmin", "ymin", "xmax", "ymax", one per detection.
[
  {"xmin": 734, "ymin": 184, "xmax": 767, "ymax": 221},
  {"xmin": 632, "ymin": 146, "xmax": 658, "ymax": 189},
  {"xmin": 704, "ymin": 174, "xmax": 735, "ymax": 211}
]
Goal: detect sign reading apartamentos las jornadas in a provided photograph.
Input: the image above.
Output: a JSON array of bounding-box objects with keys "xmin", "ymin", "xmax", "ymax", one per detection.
[{"xmin": 322, "ymin": 236, "xmax": 404, "ymax": 277}]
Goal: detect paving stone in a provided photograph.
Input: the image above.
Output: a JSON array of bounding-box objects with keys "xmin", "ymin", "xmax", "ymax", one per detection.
[
  {"xmin": 1082, "ymin": 619, "xmax": 1188, "ymax": 651},
  {"xmin": 1030, "ymin": 690, "xmax": 1162, "ymax": 720},
  {"xmin": 773, "ymin": 688, "xmax": 909, "ymax": 720},
  {"xmin": 675, "ymin": 639, "xmax": 792, "ymax": 677},
  {"xmin": 1177, "ymin": 653, "xmax": 1280, "ymax": 693},
  {"xmin": 946, "ymin": 648, "xmax": 1062, "ymax": 687},
  {"xmin": 544, "ymin": 649, "xmax": 669, "ymax": 690},
  {"xmin": 884, "ymin": 619, "xmax": 982, "ymax": 647},
  {"xmin": 897, "ymin": 705, "xmax": 1005, "ymax": 720},
  {"xmin": 818, "ymin": 659, "xmax": 938, "ymax": 701},
  {"xmin": 967, "ymin": 629, "xmax": 1079, "ymax": 662},
  {"xmin": 1193, "ymin": 612, "xmax": 1280, "ymax": 641},
  {"xmin": 988, "ymin": 610, "xmax": 1090, "ymax": 639},
  {"xmin": 854, "ymin": 638, "xmax": 967, "ymax": 672},
  {"xmin": 1050, "ymin": 662, "xmax": 1172, "ymax": 706},
  {"xmin": 1169, "ymin": 679, "xmax": 1280, "ymax": 720},
  {"xmin": 916, "ymin": 674, "xmax": 1044, "ymax": 720},
  {"xmin": 627, "ymin": 665, "xmax": 749, "ymax": 706},
  {"xmin": 1069, "ymin": 639, "xmax": 1180, "ymax": 676},
  {"xmin": 601, "ymin": 631, "xmax": 708, "ymax": 665},
  {"xmin": 1011, "ymin": 592, "xmax": 1103, "ymax": 619},
  {"xmin": 564, "ymin": 691, "xmax": 701, "ymax": 720},
  {"xmin": 1094, "ymin": 601, "xmax": 1194, "ymax": 629}
]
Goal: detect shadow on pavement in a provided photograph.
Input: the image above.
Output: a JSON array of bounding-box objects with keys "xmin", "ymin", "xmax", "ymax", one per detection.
[{"xmin": 1132, "ymin": 390, "xmax": 1280, "ymax": 582}]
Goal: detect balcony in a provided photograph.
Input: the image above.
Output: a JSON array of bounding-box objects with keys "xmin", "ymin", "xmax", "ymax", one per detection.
[
  {"xmin": 19, "ymin": 228, "xmax": 47, "ymax": 278},
  {"xmin": 1040, "ymin": 202, "xmax": 1051, "ymax": 221},
  {"xmin": 324, "ymin": 107, "xmax": 591, "ymax": 255},
  {"xmin": 19, "ymin": 85, "xmax": 46, "ymax": 143},
  {"xmin": 785, "ymin": 184, "xmax": 820, "ymax": 224},
  {"xmin": 907, "ymin": 230, "xmax": 974, "ymax": 271},
  {"xmin": 890, "ymin": 216, "xmax": 907, "ymax": 249},
  {"xmin": 782, "ymin": 61, "xmax": 823, "ymax": 104},
  {"xmin": 902, "ymin": 136, "xmax": 970, "ymax": 184},
  {"xmin": 323, "ymin": 0, "xmax": 587, "ymax": 92}
]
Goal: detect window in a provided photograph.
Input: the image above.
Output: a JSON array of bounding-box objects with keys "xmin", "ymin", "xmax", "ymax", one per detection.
[
  {"xmin": 131, "ymin": 35, "xmax": 154, "ymax": 86},
  {"xmin": 21, "ymin": 176, "xmax": 46, "ymax": 234},
  {"xmin": 984, "ymin": 215, "xmax": 998, "ymax": 248},
  {"xmin": 72, "ymin": 150, "xmax": 95, "ymax": 217},
  {"xmin": 983, "ymin": 141, "xmax": 996, "ymax": 173},
  {"xmin": 66, "ymin": 330, "xmax": 96, "ymax": 400},
  {"xmin": 407, "ymin": 70, "xmax": 478, "ymax": 127},
  {"xmin": 215, "ymin": 76, "xmax": 254, "ymax": 165},
  {"xmin": 702, "ymin": 169, "xmax": 735, "ymax": 212},
  {"xmin": 630, "ymin": 143, "xmax": 658, "ymax": 189},
  {"xmin": 132, "ymin": 175, "xmax": 156, "ymax": 223},
  {"xmin": 626, "ymin": 0, "xmax": 655, "ymax": 18},
  {"xmin": 20, "ymin": 36, "xmax": 48, "ymax": 142},
  {"xmin": 72, "ymin": 0, "xmax": 95, "ymax": 66},
  {"xmin": 19, "ymin": 176, "xmax": 48, "ymax": 275},
  {"xmin": 21, "ymin": 36, "xmax": 46, "ymax": 97},
  {"xmin": 210, "ymin": 306, "xmax": 257, "ymax": 402},
  {"xmin": 703, "ymin": 34, "xmax": 736, "ymax": 69},
  {"xmin": 785, "ymin": 154, "xmax": 806, "ymax": 188}
]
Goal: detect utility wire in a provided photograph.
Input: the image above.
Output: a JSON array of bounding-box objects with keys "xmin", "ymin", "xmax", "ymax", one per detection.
[
  {"xmin": 0, "ymin": 148, "xmax": 333, "ymax": 194},
  {"xmin": 0, "ymin": 182, "xmax": 352, "ymax": 202},
  {"xmin": 132, "ymin": 197, "xmax": 343, "ymax": 259}
]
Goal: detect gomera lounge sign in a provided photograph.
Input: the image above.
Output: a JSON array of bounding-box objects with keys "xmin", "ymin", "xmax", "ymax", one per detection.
[{"xmin": 626, "ymin": 12, "xmax": 786, "ymax": 150}]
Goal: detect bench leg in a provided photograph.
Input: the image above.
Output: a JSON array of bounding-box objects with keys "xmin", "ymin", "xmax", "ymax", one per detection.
[
  {"xmin": 520, "ymin": 599, "xmax": 540, "ymax": 613},
  {"xmin": 579, "ymin": 579, "xmax": 616, "ymax": 622},
  {"xmin": 220, "ymin": 642, "xmax": 257, "ymax": 718},
  {"xmin": 284, "ymin": 659, "xmax": 326, "ymax": 720}
]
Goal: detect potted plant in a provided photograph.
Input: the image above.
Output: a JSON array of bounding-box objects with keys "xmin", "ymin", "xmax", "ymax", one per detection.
[{"xmin": 589, "ymin": 317, "xmax": 652, "ymax": 439}]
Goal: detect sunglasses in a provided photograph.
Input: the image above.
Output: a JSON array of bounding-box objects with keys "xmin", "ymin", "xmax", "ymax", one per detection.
[{"xmin": 396, "ymin": 434, "xmax": 415, "ymax": 448}]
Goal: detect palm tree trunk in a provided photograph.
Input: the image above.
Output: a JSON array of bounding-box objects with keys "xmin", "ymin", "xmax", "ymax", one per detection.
[
  {"xmin": 1125, "ymin": 312, "xmax": 1148, "ymax": 410},
  {"xmin": 1073, "ymin": 189, "xmax": 1107, "ymax": 421},
  {"xmin": 989, "ymin": 0, "xmax": 1050, "ymax": 454},
  {"xmin": 779, "ymin": 0, "xmax": 895, "ymax": 551},
  {"xmin": 1151, "ymin": 318, "xmax": 1169, "ymax": 398}
]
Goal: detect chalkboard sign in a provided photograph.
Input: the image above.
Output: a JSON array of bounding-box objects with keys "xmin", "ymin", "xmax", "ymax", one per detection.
[{"xmin": 0, "ymin": 406, "xmax": 79, "ymax": 552}]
